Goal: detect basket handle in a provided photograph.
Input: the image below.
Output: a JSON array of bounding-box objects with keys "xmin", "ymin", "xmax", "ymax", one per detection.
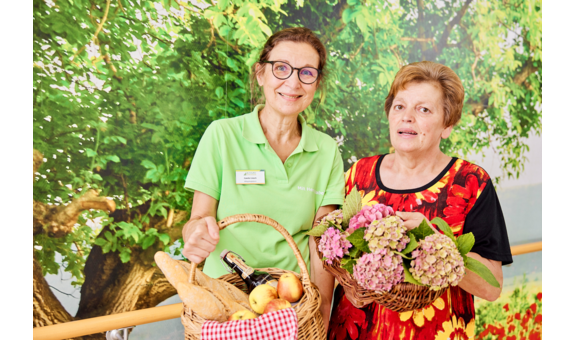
[{"xmin": 188, "ymin": 214, "xmax": 311, "ymax": 286}]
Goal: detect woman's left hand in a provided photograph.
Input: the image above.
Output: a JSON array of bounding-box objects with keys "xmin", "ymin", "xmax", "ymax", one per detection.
[{"xmin": 396, "ymin": 211, "xmax": 437, "ymax": 232}]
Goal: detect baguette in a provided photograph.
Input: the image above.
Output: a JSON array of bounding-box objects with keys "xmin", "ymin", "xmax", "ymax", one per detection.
[
  {"xmin": 154, "ymin": 252, "xmax": 189, "ymax": 288},
  {"xmin": 176, "ymin": 282, "xmax": 229, "ymax": 322},
  {"xmin": 193, "ymin": 267, "xmax": 250, "ymax": 305}
]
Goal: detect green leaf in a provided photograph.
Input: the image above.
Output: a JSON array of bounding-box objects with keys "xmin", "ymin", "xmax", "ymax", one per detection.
[
  {"xmin": 342, "ymin": 186, "xmax": 362, "ymax": 227},
  {"xmin": 456, "ymin": 233, "xmax": 475, "ymax": 256},
  {"xmin": 158, "ymin": 233, "xmax": 170, "ymax": 245},
  {"xmin": 431, "ymin": 217, "xmax": 456, "ymax": 243},
  {"xmin": 119, "ymin": 248, "xmax": 132, "ymax": 263},
  {"xmin": 346, "ymin": 227, "xmax": 370, "ymax": 253},
  {"xmin": 305, "ymin": 223, "xmax": 328, "ymax": 237},
  {"xmin": 94, "ymin": 238, "xmax": 107, "ymax": 246},
  {"xmin": 85, "ymin": 148, "xmax": 97, "ymax": 157},
  {"xmin": 409, "ymin": 219, "xmax": 435, "ymax": 242},
  {"xmin": 215, "ymin": 87, "xmax": 224, "ymax": 98},
  {"xmin": 348, "ymin": 246, "xmax": 361, "ymax": 258},
  {"xmin": 108, "ymin": 155, "xmax": 120, "ymax": 163},
  {"xmin": 401, "ymin": 233, "xmax": 418, "ymax": 255},
  {"xmin": 141, "ymin": 235, "xmax": 156, "ymax": 250},
  {"xmin": 141, "ymin": 160, "xmax": 156, "ymax": 170},
  {"xmin": 341, "ymin": 257, "xmax": 356, "ymax": 275},
  {"xmin": 402, "ymin": 261, "xmax": 423, "ymax": 286},
  {"xmin": 465, "ymin": 257, "xmax": 500, "ymax": 288}
]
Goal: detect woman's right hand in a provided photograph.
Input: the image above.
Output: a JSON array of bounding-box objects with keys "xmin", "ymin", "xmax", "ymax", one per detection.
[{"xmin": 182, "ymin": 216, "xmax": 220, "ymax": 264}]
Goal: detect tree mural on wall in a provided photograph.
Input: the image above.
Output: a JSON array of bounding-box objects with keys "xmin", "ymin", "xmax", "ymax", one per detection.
[{"xmin": 33, "ymin": 0, "xmax": 540, "ymax": 337}]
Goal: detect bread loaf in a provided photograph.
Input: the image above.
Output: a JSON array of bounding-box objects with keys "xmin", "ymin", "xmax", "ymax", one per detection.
[
  {"xmin": 154, "ymin": 252, "xmax": 189, "ymax": 288},
  {"xmin": 176, "ymin": 282, "xmax": 229, "ymax": 322}
]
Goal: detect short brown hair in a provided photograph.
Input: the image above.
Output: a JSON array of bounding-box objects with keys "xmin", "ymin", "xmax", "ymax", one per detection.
[
  {"xmin": 384, "ymin": 61, "xmax": 465, "ymax": 127},
  {"xmin": 250, "ymin": 27, "xmax": 327, "ymax": 105}
]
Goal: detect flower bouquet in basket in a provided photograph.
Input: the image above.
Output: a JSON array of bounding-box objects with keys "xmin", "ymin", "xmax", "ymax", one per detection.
[{"xmin": 307, "ymin": 187, "xmax": 500, "ymax": 312}]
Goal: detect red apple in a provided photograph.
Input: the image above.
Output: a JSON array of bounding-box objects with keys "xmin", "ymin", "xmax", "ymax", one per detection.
[
  {"xmin": 277, "ymin": 272, "xmax": 304, "ymax": 303},
  {"xmin": 262, "ymin": 298, "xmax": 292, "ymax": 314}
]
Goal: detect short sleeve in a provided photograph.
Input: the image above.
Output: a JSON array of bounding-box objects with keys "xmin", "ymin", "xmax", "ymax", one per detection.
[
  {"xmin": 184, "ymin": 122, "xmax": 223, "ymax": 200},
  {"xmin": 462, "ymin": 179, "xmax": 513, "ymax": 265},
  {"xmin": 319, "ymin": 146, "xmax": 345, "ymax": 207}
]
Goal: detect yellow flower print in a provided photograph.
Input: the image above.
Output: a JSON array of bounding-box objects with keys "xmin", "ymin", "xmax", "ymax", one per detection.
[
  {"xmin": 398, "ymin": 296, "xmax": 446, "ymax": 327},
  {"xmin": 360, "ymin": 190, "xmax": 377, "ymax": 207},
  {"xmin": 435, "ymin": 316, "xmax": 475, "ymax": 340}
]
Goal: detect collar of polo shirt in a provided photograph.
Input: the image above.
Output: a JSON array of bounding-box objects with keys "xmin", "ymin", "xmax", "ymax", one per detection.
[{"xmin": 242, "ymin": 104, "xmax": 319, "ymax": 152}]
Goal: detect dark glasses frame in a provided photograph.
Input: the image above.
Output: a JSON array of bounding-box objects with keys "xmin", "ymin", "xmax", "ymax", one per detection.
[{"xmin": 260, "ymin": 61, "xmax": 321, "ymax": 84}]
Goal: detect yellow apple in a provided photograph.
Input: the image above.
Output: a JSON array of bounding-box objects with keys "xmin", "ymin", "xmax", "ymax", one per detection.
[
  {"xmin": 263, "ymin": 298, "xmax": 292, "ymax": 314},
  {"xmin": 249, "ymin": 284, "xmax": 278, "ymax": 314},
  {"xmin": 228, "ymin": 310, "xmax": 257, "ymax": 321},
  {"xmin": 277, "ymin": 272, "xmax": 304, "ymax": 303}
]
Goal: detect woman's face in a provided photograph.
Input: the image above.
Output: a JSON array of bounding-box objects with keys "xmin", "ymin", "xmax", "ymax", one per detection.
[
  {"xmin": 388, "ymin": 82, "xmax": 453, "ymax": 155},
  {"xmin": 256, "ymin": 41, "xmax": 320, "ymax": 118}
]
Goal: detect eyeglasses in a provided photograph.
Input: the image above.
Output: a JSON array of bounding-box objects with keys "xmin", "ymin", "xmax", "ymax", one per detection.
[{"xmin": 260, "ymin": 61, "xmax": 321, "ymax": 84}]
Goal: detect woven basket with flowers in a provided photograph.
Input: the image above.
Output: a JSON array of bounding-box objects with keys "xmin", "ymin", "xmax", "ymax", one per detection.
[{"xmin": 309, "ymin": 186, "xmax": 500, "ymax": 312}]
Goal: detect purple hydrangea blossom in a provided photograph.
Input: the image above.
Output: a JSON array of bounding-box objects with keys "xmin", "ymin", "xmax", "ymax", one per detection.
[
  {"xmin": 409, "ymin": 233, "xmax": 466, "ymax": 290},
  {"xmin": 347, "ymin": 204, "xmax": 395, "ymax": 233},
  {"xmin": 318, "ymin": 227, "xmax": 352, "ymax": 265},
  {"xmin": 364, "ymin": 215, "xmax": 411, "ymax": 254},
  {"xmin": 353, "ymin": 248, "xmax": 404, "ymax": 292}
]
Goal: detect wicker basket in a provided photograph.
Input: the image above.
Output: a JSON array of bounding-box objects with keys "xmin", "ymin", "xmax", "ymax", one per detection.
[
  {"xmin": 312, "ymin": 214, "xmax": 447, "ymax": 312},
  {"xmin": 182, "ymin": 214, "xmax": 326, "ymax": 340}
]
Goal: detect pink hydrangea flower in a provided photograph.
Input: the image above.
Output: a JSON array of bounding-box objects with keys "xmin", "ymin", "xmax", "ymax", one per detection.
[
  {"xmin": 364, "ymin": 215, "xmax": 410, "ymax": 253},
  {"xmin": 347, "ymin": 204, "xmax": 395, "ymax": 233},
  {"xmin": 353, "ymin": 248, "xmax": 404, "ymax": 292},
  {"xmin": 409, "ymin": 233, "xmax": 466, "ymax": 290},
  {"xmin": 318, "ymin": 227, "xmax": 352, "ymax": 265}
]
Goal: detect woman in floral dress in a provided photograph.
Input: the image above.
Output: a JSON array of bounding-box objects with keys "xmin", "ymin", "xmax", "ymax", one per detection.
[{"xmin": 327, "ymin": 61, "xmax": 513, "ymax": 340}]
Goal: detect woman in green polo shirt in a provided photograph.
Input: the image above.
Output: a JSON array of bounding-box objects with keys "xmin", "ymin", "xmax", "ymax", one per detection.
[{"xmin": 181, "ymin": 27, "xmax": 344, "ymax": 331}]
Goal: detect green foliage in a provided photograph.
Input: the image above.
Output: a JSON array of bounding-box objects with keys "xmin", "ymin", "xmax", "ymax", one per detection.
[
  {"xmin": 346, "ymin": 227, "xmax": 370, "ymax": 253},
  {"xmin": 408, "ymin": 219, "xmax": 436, "ymax": 242},
  {"xmin": 33, "ymin": 0, "xmax": 541, "ymax": 286},
  {"xmin": 305, "ymin": 223, "xmax": 328, "ymax": 236},
  {"xmin": 431, "ymin": 217, "xmax": 456, "ymax": 243},
  {"xmin": 342, "ymin": 186, "xmax": 362, "ymax": 227},
  {"xmin": 340, "ymin": 256, "xmax": 356, "ymax": 275},
  {"xmin": 466, "ymin": 257, "xmax": 501, "ymax": 288}
]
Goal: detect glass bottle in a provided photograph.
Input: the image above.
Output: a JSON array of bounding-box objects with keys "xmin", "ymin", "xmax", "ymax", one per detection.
[{"xmin": 220, "ymin": 249, "xmax": 278, "ymax": 293}]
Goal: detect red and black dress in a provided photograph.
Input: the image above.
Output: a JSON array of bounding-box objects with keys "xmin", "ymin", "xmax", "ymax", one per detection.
[{"xmin": 328, "ymin": 155, "xmax": 513, "ymax": 340}]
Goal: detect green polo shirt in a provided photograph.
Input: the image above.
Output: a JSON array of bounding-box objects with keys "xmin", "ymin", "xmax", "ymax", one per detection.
[{"xmin": 184, "ymin": 104, "xmax": 345, "ymax": 279}]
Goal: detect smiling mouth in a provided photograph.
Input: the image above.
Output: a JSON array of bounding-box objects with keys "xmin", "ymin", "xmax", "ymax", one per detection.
[
  {"xmin": 279, "ymin": 93, "xmax": 302, "ymax": 99},
  {"xmin": 398, "ymin": 131, "xmax": 418, "ymax": 135}
]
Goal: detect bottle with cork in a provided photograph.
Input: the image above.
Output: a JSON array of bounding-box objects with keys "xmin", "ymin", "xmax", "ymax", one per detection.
[{"xmin": 220, "ymin": 249, "xmax": 278, "ymax": 293}]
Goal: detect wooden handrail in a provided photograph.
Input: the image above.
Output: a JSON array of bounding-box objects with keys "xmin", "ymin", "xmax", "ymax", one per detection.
[
  {"xmin": 33, "ymin": 241, "xmax": 542, "ymax": 340},
  {"xmin": 33, "ymin": 303, "xmax": 183, "ymax": 340},
  {"xmin": 510, "ymin": 241, "xmax": 542, "ymax": 256}
]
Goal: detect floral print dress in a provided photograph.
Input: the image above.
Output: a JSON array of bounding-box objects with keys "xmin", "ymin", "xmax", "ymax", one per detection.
[{"xmin": 328, "ymin": 155, "xmax": 513, "ymax": 340}]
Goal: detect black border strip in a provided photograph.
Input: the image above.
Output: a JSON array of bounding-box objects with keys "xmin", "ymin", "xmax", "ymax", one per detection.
[{"xmin": 375, "ymin": 154, "xmax": 458, "ymax": 194}]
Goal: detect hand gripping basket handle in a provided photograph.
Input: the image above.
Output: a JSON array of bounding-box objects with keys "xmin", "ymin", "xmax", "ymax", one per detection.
[{"xmin": 188, "ymin": 214, "xmax": 311, "ymax": 285}]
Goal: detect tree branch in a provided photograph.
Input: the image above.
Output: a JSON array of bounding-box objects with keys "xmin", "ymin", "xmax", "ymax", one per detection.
[
  {"xmin": 436, "ymin": 0, "xmax": 473, "ymax": 56},
  {"xmin": 34, "ymin": 190, "xmax": 116, "ymax": 237},
  {"xmin": 71, "ymin": 0, "xmax": 112, "ymax": 62}
]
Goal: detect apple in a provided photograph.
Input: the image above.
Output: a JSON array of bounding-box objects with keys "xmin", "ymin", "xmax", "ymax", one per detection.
[
  {"xmin": 228, "ymin": 310, "xmax": 257, "ymax": 321},
  {"xmin": 277, "ymin": 272, "xmax": 304, "ymax": 303},
  {"xmin": 249, "ymin": 284, "xmax": 278, "ymax": 314},
  {"xmin": 262, "ymin": 298, "xmax": 292, "ymax": 314}
]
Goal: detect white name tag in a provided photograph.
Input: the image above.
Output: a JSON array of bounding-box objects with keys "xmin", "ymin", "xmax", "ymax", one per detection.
[{"xmin": 236, "ymin": 170, "xmax": 265, "ymax": 185}]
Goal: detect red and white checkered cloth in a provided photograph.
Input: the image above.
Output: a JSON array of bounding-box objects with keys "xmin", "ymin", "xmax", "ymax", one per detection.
[{"xmin": 201, "ymin": 308, "xmax": 298, "ymax": 340}]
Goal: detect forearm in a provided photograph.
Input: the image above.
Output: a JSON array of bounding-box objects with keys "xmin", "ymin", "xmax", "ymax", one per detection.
[
  {"xmin": 457, "ymin": 252, "xmax": 503, "ymax": 301},
  {"xmin": 309, "ymin": 236, "xmax": 335, "ymax": 330}
]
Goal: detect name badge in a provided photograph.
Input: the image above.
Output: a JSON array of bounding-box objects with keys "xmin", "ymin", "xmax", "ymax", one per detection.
[{"xmin": 236, "ymin": 170, "xmax": 265, "ymax": 185}]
